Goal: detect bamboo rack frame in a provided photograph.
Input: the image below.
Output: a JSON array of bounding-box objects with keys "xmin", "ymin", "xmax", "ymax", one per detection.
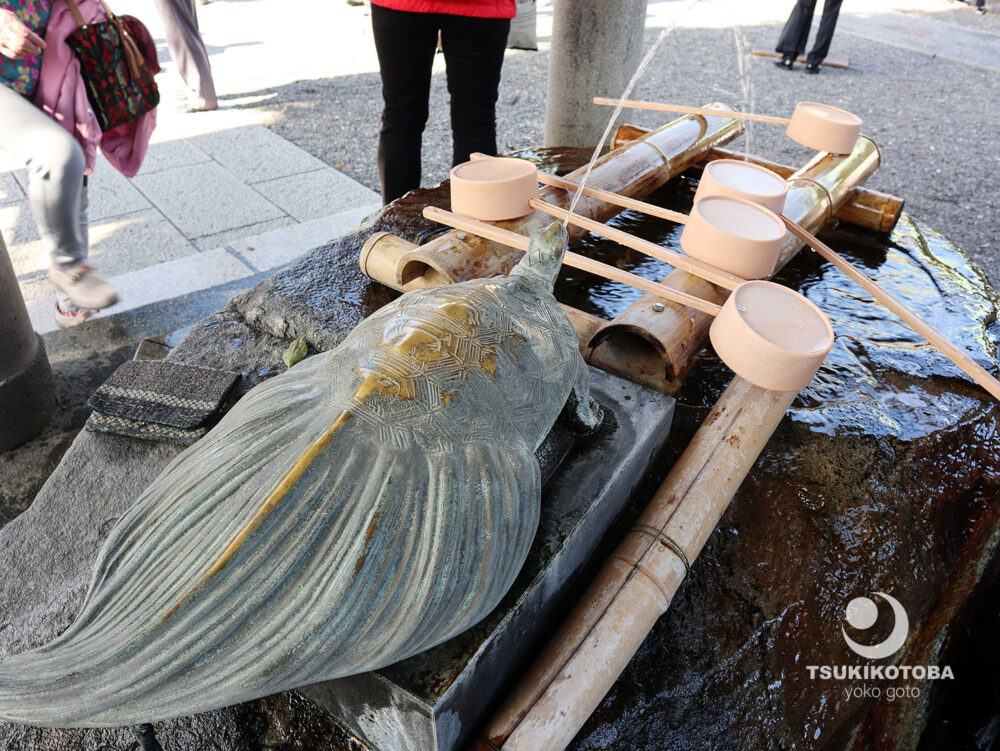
[{"xmin": 394, "ymin": 103, "xmax": 743, "ymax": 287}]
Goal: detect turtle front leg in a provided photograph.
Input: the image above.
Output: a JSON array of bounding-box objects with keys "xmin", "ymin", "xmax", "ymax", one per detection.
[{"xmin": 560, "ymin": 361, "xmax": 603, "ymax": 435}]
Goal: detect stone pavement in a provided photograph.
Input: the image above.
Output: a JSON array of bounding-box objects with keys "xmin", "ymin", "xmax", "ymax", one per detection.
[
  {"xmin": 1, "ymin": 124, "xmax": 379, "ymax": 335},
  {"xmin": 2, "ymin": 0, "xmax": 384, "ymax": 335}
]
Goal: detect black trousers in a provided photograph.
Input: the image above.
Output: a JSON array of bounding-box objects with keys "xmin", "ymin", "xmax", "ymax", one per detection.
[
  {"xmin": 775, "ymin": 0, "xmax": 844, "ymax": 66},
  {"xmin": 371, "ymin": 4, "xmax": 510, "ymax": 204}
]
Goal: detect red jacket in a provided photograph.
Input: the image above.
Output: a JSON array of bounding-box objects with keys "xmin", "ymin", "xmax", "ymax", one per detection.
[{"xmin": 370, "ymin": 0, "xmax": 516, "ymax": 19}]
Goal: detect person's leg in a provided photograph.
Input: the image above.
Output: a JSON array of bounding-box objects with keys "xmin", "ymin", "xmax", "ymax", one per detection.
[
  {"xmin": 0, "ymin": 85, "xmax": 87, "ymax": 268},
  {"xmin": 152, "ymin": 0, "xmax": 217, "ymax": 111},
  {"xmin": 0, "ymin": 86, "xmax": 116, "ymax": 317},
  {"xmin": 806, "ymin": 0, "xmax": 844, "ymax": 66},
  {"xmin": 371, "ymin": 5, "xmax": 439, "ymax": 204},
  {"xmin": 439, "ymin": 14, "xmax": 510, "ymax": 166},
  {"xmin": 775, "ymin": 0, "xmax": 818, "ymax": 60}
]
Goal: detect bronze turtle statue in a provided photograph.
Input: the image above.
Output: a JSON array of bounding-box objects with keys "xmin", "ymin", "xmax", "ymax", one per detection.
[{"xmin": 0, "ymin": 222, "xmax": 601, "ymax": 727}]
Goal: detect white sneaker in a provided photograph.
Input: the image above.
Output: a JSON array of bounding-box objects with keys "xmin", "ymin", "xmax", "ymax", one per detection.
[{"xmin": 49, "ymin": 264, "xmax": 119, "ymax": 310}]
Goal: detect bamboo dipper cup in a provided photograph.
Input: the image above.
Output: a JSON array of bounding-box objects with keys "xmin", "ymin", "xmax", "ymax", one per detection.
[
  {"xmin": 449, "ymin": 157, "xmax": 539, "ymax": 221},
  {"xmin": 678, "ymin": 195, "xmax": 786, "ymax": 279},
  {"xmin": 694, "ymin": 158, "xmax": 788, "ymax": 213},
  {"xmin": 593, "ymin": 97, "xmax": 864, "ymax": 155}
]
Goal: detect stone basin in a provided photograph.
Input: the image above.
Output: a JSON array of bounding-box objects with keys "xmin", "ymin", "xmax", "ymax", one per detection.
[{"xmin": 1, "ymin": 147, "xmax": 998, "ymax": 750}]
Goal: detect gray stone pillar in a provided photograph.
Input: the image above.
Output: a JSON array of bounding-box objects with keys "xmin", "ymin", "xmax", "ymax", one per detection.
[
  {"xmin": 0, "ymin": 231, "xmax": 56, "ymax": 451},
  {"xmin": 544, "ymin": 0, "xmax": 649, "ymax": 148}
]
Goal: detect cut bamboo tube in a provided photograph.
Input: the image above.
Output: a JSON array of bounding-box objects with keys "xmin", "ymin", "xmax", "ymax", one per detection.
[
  {"xmin": 526, "ymin": 198, "xmax": 744, "ymax": 291},
  {"xmin": 594, "ymin": 96, "xmax": 790, "ymax": 125},
  {"xmin": 782, "ymin": 216, "xmax": 1000, "ymax": 402},
  {"xmin": 395, "ymin": 104, "xmax": 743, "ymax": 286},
  {"xmin": 422, "ymin": 206, "xmax": 722, "ymax": 316},
  {"xmin": 473, "ymin": 376, "xmax": 798, "ymax": 751}
]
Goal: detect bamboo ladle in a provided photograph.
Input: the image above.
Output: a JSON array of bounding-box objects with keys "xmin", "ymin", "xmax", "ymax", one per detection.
[
  {"xmin": 423, "ymin": 206, "xmax": 834, "ymax": 392},
  {"xmin": 593, "ymin": 97, "xmax": 863, "ymax": 154}
]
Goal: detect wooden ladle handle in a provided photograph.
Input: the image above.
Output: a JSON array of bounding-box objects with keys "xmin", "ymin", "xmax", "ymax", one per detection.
[
  {"xmin": 592, "ymin": 97, "xmax": 791, "ymax": 126},
  {"xmin": 528, "ymin": 198, "xmax": 744, "ymax": 291},
  {"xmin": 782, "ymin": 216, "xmax": 1000, "ymax": 402}
]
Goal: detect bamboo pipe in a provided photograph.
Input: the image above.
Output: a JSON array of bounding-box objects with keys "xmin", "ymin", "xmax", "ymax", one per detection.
[
  {"xmin": 594, "ymin": 96, "xmax": 790, "ymax": 125},
  {"xmin": 526, "ymin": 198, "xmax": 744, "ymax": 291},
  {"xmin": 473, "ymin": 377, "xmax": 797, "ymax": 751},
  {"xmin": 422, "ymin": 207, "xmax": 723, "ymax": 316},
  {"xmin": 607, "ymin": 126, "xmax": 903, "ymax": 235},
  {"xmin": 395, "ymin": 104, "xmax": 744, "ymax": 286},
  {"xmin": 782, "ymin": 217, "xmax": 1000, "ymax": 402}
]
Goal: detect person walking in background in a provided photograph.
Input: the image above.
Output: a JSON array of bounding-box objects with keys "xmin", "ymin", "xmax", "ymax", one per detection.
[
  {"xmin": 152, "ymin": 0, "xmax": 217, "ymax": 112},
  {"xmin": 0, "ymin": 1, "xmax": 122, "ymax": 327},
  {"xmin": 370, "ymin": 0, "xmax": 514, "ymax": 204},
  {"xmin": 774, "ymin": 0, "xmax": 844, "ymax": 74}
]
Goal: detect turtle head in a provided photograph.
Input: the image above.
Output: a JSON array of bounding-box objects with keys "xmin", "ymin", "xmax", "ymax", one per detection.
[{"xmin": 510, "ymin": 222, "xmax": 568, "ymax": 290}]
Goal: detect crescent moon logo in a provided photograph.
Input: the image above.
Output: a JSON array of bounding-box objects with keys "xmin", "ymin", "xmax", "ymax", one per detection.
[{"xmin": 842, "ymin": 592, "xmax": 909, "ymax": 660}]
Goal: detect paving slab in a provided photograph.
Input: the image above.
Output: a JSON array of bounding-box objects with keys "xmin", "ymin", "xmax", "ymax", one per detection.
[
  {"xmin": 15, "ymin": 275, "xmax": 51, "ymax": 305},
  {"xmin": 190, "ymin": 125, "xmax": 329, "ymax": 184},
  {"xmin": 192, "ymin": 217, "xmax": 298, "ymax": 253},
  {"xmin": 135, "ymin": 138, "xmax": 214, "ymax": 177},
  {"xmin": 86, "ymin": 165, "xmax": 155, "ymax": 223},
  {"xmin": 0, "ymin": 203, "xmax": 41, "ymax": 259},
  {"xmin": 83, "ymin": 209, "xmax": 199, "ymax": 278},
  {"xmin": 0, "ymin": 173, "xmax": 23, "ymax": 207},
  {"xmin": 27, "ymin": 246, "xmax": 256, "ymax": 335},
  {"xmin": 253, "ymin": 168, "xmax": 381, "ymax": 222},
  {"xmin": 131, "ymin": 161, "xmax": 288, "ymax": 238},
  {"xmin": 228, "ymin": 205, "xmax": 380, "ymax": 272}
]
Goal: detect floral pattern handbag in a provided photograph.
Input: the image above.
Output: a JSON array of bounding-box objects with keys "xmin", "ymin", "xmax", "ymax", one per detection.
[{"xmin": 63, "ymin": 0, "xmax": 159, "ymax": 132}]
